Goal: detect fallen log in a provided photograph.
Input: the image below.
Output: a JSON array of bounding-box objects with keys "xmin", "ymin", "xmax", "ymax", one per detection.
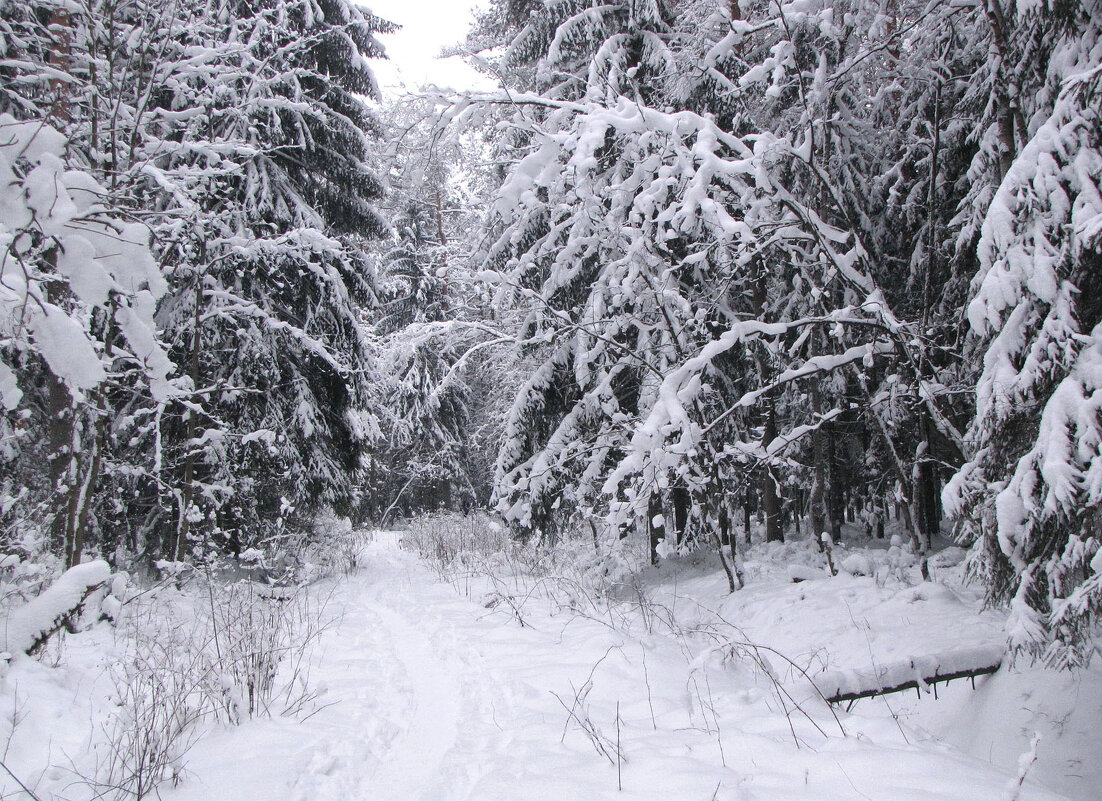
[
  {"xmin": 1, "ymin": 560, "xmax": 111, "ymax": 657},
  {"xmin": 813, "ymin": 644, "xmax": 1004, "ymax": 707}
]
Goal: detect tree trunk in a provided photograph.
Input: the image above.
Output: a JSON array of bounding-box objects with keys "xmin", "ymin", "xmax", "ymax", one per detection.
[
  {"xmin": 742, "ymin": 489, "xmax": 753, "ymax": 543},
  {"xmin": 703, "ymin": 477, "xmax": 740, "ymax": 592},
  {"xmin": 809, "ymin": 400, "xmax": 828, "ymax": 543},
  {"xmin": 912, "ymin": 413, "xmax": 939, "ymax": 580},
  {"xmin": 648, "ymin": 492, "xmax": 664, "ymax": 565},
  {"xmin": 718, "ymin": 498, "xmax": 731, "ymax": 547},
  {"xmin": 168, "ymin": 274, "xmax": 204, "ymax": 561},
  {"xmin": 712, "ymin": 527, "xmax": 739, "ymax": 593},
  {"xmin": 435, "ymin": 187, "xmax": 450, "ymax": 309},
  {"xmin": 46, "ymin": 343, "xmax": 74, "ymax": 556},
  {"xmin": 44, "ymin": 5, "xmax": 82, "ymax": 565},
  {"xmin": 48, "ymin": 6, "xmax": 72, "ymax": 125},
  {"xmin": 763, "ymin": 404, "xmax": 783, "ymax": 542},
  {"xmin": 671, "ymin": 484, "xmax": 690, "ymax": 548},
  {"xmin": 827, "ymin": 425, "xmax": 844, "ymax": 542}
]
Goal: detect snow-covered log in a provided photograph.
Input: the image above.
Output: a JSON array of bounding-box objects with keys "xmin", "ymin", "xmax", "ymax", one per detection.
[
  {"xmin": 813, "ymin": 645, "xmax": 1004, "ymax": 705},
  {"xmin": 787, "ymin": 564, "xmax": 825, "ymax": 583},
  {"xmin": 1, "ymin": 561, "xmax": 111, "ymax": 657}
]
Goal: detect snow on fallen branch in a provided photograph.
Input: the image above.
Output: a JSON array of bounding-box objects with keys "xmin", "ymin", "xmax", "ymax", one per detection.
[
  {"xmin": 1, "ymin": 560, "xmax": 111, "ymax": 657},
  {"xmin": 813, "ymin": 644, "xmax": 1004, "ymax": 706}
]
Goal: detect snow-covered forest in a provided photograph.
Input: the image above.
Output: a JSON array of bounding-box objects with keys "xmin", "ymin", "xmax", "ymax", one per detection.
[{"xmin": 1, "ymin": 0, "xmax": 1100, "ymax": 799}]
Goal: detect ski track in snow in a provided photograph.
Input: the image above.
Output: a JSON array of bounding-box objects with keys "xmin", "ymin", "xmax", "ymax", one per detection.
[
  {"xmin": 288, "ymin": 531, "xmax": 469, "ymax": 801},
  {"xmin": 362, "ymin": 600, "xmax": 461, "ymax": 799}
]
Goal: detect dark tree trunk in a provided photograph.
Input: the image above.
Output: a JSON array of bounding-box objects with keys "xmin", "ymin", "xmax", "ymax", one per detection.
[
  {"xmin": 763, "ymin": 405, "xmax": 783, "ymax": 543},
  {"xmin": 810, "ymin": 447, "xmax": 827, "ymax": 544},
  {"xmin": 168, "ymin": 274, "xmax": 204, "ymax": 562},
  {"xmin": 743, "ymin": 489, "xmax": 753, "ymax": 543},
  {"xmin": 671, "ymin": 484, "xmax": 691, "ymax": 547},
  {"xmin": 827, "ymin": 426, "xmax": 844, "ymax": 542},
  {"xmin": 913, "ymin": 413, "xmax": 939, "ymax": 580},
  {"xmin": 718, "ymin": 494, "xmax": 731, "ymax": 547},
  {"xmin": 46, "ymin": 341, "xmax": 73, "ymax": 556},
  {"xmin": 648, "ymin": 493, "xmax": 664, "ymax": 565}
]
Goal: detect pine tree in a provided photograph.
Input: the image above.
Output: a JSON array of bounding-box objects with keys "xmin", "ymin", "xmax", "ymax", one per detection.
[
  {"xmin": 0, "ymin": 0, "xmax": 394, "ymax": 564},
  {"xmin": 138, "ymin": 0, "xmax": 394, "ymax": 559},
  {"xmin": 365, "ymin": 97, "xmax": 506, "ymax": 519},
  {"xmin": 945, "ymin": 1, "xmax": 1102, "ymax": 665}
]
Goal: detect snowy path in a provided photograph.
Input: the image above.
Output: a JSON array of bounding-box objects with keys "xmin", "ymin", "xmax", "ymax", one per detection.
[
  {"xmin": 165, "ymin": 532, "xmax": 511, "ymax": 801},
  {"xmin": 363, "ymin": 602, "xmax": 461, "ymax": 800},
  {"xmin": 163, "ymin": 532, "xmax": 1071, "ymax": 801}
]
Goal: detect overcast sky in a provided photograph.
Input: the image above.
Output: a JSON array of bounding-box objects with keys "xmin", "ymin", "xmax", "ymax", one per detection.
[{"xmin": 366, "ymin": 0, "xmax": 497, "ymax": 96}]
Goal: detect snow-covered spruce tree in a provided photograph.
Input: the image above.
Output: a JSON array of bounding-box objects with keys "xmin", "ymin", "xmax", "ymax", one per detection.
[
  {"xmin": 850, "ymin": 0, "xmax": 989, "ymax": 552},
  {"xmin": 470, "ymin": 4, "xmax": 751, "ymax": 556},
  {"xmin": 364, "ymin": 98, "xmax": 508, "ymax": 519},
  {"xmin": 467, "ymin": 1, "xmax": 707, "ymax": 545},
  {"xmin": 0, "ymin": 0, "xmax": 185, "ymax": 566},
  {"xmin": 369, "ymin": 198, "xmax": 469, "ymax": 515},
  {"xmin": 945, "ymin": 3, "xmax": 1102, "ymax": 665},
  {"xmin": 645, "ymin": 0, "xmax": 977, "ymax": 565},
  {"xmin": 134, "ymin": 0, "xmax": 394, "ymax": 560},
  {"xmin": 678, "ymin": 0, "xmax": 983, "ymax": 559},
  {"xmin": 0, "ymin": 0, "xmax": 394, "ymax": 563}
]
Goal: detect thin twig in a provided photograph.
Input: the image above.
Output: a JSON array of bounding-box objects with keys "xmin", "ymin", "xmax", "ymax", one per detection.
[{"xmin": 0, "ymin": 759, "xmax": 44, "ymax": 801}]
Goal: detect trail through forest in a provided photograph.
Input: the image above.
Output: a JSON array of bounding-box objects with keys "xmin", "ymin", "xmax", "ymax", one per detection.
[{"xmin": 160, "ymin": 533, "xmax": 1078, "ymax": 801}]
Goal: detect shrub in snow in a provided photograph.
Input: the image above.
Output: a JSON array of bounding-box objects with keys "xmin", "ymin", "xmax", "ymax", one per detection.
[
  {"xmin": 928, "ymin": 547, "xmax": 967, "ymax": 571},
  {"xmin": 99, "ymin": 602, "xmax": 209, "ymax": 801},
  {"xmin": 100, "ymin": 572, "xmax": 130, "ymax": 624},
  {"xmin": 838, "ymin": 554, "xmax": 873, "ymax": 577},
  {"xmin": 91, "ymin": 572, "xmax": 333, "ymax": 798},
  {"xmin": 200, "ymin": 579, "xmax": 333, "ymax": 723},
  {"xmin": 402, "ymin": 511, "xmax": 661, "ymax": 631},
  {"xmin": 403, "ymin": 512, "xmax": 513, "ymax": 577},
  {"xmin": 297, "ymin": 512, "xmax": 370, "ymax": 580}
]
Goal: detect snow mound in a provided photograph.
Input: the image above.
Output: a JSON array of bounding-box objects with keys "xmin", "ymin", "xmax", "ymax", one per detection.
[{"xmin": 838, "ymin": 553, "xmax": 873, "ymax": 576}]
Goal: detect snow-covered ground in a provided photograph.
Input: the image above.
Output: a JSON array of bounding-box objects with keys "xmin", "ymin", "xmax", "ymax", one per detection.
[{"xmin": 1, "ymin": 530, "xmax": 1098, "ymax": 801}]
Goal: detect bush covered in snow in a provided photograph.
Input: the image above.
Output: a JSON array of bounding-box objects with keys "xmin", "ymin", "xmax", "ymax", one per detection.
[{"xmin": 88, "ymin": 571, "xmax": 335, "ymax": 799}]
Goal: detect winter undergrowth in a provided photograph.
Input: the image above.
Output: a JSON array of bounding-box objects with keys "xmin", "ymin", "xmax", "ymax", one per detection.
[
  {"xmin": 402, "ymin": 512, "xmax": 656, "ymax": 630},
  {"xmin": 0, "ymin": 542, "xmax": 345, "ymax": 801},
  {"xmin": 399, "ymin": 513, "xmax": 996, "ymax": 746},
  {"xmin": 85, "ymin": 569, "xmax": 340, "ymax": 800}
]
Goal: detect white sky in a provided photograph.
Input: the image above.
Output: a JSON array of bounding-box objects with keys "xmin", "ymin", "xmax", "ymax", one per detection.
[{"xmin": 365, "ymin": 0, "xmax": 498, "ymax": 96}]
